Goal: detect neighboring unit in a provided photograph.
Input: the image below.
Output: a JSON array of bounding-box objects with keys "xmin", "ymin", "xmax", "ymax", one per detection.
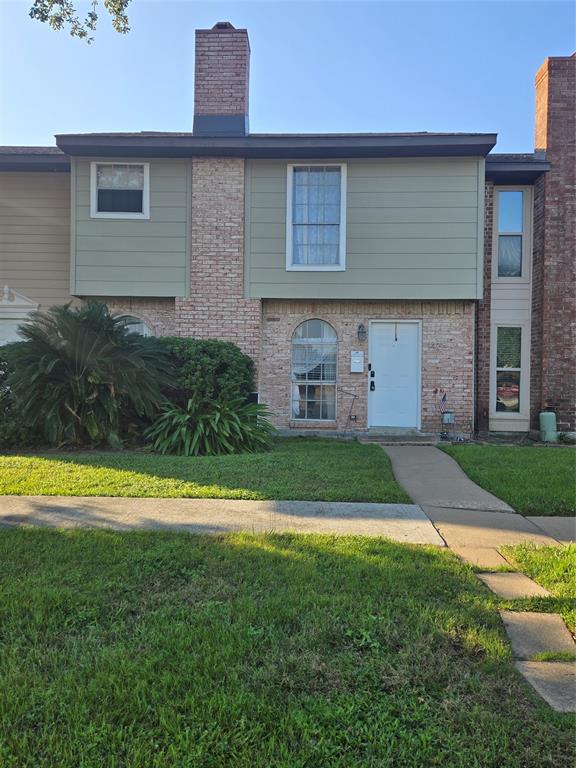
[{"xmin": 0, "ymin": 24, "xmax": 574, "ymax": 435}]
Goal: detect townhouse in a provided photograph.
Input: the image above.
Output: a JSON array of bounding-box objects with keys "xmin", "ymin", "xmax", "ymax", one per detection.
[{"xmin": 1, "ymin": 23, "xmax": 574, "ymax": 435}]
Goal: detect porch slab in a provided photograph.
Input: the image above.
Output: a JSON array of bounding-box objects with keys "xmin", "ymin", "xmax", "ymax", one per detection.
[
  {"xmin": 477, "ymin": 572, "xmax": 550, "ymax": 599},
  {"xmin": 515, "ymin": 661, "xmax": 576, "ymax": 712},
  {"xmin": 500, "ymin": 611, "xmax": 576, "ymax": 659},
  {"xmin": 0, "ymin": 496, "xmax": 445, "ymax": 545}
]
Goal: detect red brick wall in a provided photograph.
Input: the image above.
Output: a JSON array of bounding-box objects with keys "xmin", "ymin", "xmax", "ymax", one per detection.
[
  {"xmin": 475, "ymin": 182, "xmax": 494, "ymax": 431},
  {"xmin": 175, "ymin": 158, "xmax": 261, "ymax": 359},
  {"xmin": 259, "ymin": 299, "xmax": 475, "ymax": 434},
  {"xmin": 194, "ymin": 25, "xmax": 249, "ymax": 117},
  {"xmin": 533, "ymin": 54, "xmax": 576, "ymax": 430}
]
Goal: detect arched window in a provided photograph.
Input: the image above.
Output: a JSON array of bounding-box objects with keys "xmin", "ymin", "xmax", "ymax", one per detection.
[
  {"xmin": 123, "ymin": 316, "xmax": 151, "ymax": 336},
  {"xmin": 291, "ymin": 319, "xmax": 337, "ymax": 420}
]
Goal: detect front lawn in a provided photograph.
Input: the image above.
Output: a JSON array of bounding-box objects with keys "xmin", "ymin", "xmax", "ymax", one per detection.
[
  {"xmin": 0, "ymin": 529, "xmax": 572, "ymax": 767},
  {"xmin": 0, "ymin": 438, "xmax": 410, "ymax": 503},
  {"xmin": 442, "ymin": 444, "xmax": 576, "ymax": 516},
  {"xmin": 501, "ymin": 542, "xmax": 576, "ymax": 633}
]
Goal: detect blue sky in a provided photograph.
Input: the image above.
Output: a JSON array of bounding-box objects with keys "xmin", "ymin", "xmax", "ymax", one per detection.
[{"xmin": 0, "ymin": 1, "xmax": 574, "ymax": 151}]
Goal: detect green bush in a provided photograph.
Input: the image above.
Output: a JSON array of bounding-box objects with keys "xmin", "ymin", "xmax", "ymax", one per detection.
[
  {"xmin": 146, "ymin": 398, "xmax": 276, "ymax": 456},
  {"xmin": 0, "ymin": 344, "xmax": 39, "ymax": 448},
  {"xmin": 7, "ymin": 303, "xmax": 173, "ymax": 448},
  {"xmin": 159, "ymin": 337, "xmax": 254, "ymax": 405}
]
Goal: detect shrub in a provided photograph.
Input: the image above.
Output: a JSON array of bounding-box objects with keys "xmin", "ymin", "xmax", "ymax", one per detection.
[
  {"xmin": 146, "ymin": 398, "xmax": 276, "ymax": 456},
  {"xmin": 7, "ymin": 303, "xmax": 173, "ymax": 448},
  {"xmin": 0, "ymin": 344, "xmax": 39, "ymax": 448},
  {"xmin": 159, "ymin": 337, "xmax": 254, "ymax": 405}
]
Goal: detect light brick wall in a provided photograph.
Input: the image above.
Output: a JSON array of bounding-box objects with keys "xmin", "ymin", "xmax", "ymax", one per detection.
[
  {"xmin": 99, "ymin": 297, "xmax": 177, "ymax": 336},
  {"xmin": 175, "ymin": 157, "xmax": 261, "ymax": 359},
  {"xmin": 259, "ymin": 299, "xmax": 475, "ymax": 434}
]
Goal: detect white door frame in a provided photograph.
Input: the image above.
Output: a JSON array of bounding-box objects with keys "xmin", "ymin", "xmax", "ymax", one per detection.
[{"xmin": 368, "ymin": 320, "xmax": 422, "ymax": 429}]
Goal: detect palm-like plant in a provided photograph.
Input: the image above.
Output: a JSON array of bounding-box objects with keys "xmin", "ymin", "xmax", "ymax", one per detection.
[
  {"xmin": 7, "ymin": 302, "xmax": 172, "ymax": 447},
  {"xmin": 146, "ymin": 398, "xmax": 277, "ymax": 456}
]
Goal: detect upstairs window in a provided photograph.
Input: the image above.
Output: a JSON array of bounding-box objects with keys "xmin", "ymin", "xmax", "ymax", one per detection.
[
  {"xmin": 90, "ymin": 163, "xmax": 150, "ymax": 219},
  {"xmin": 496, "ymin": 190, "xmax": 525, "ymax": 278},
  {"xmin": 286, "ymin": 165, "xmax": 346, "ymax": 270}
]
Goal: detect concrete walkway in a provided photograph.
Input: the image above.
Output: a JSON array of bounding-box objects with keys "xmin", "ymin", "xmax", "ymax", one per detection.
[
  {"xmin": 382, "ymin": 445, "xmax": 575, "ymax": 711},
  {"xmin": 382, "ymin": 446, "xmax": 558, "ymax": 564},
  {"xmin": 0, "ymin": 496, "xmax": 444, "ymax": 546},
  {"xmin": 383, "ymin": 445, "xmax": 514, "ymax": 512}
]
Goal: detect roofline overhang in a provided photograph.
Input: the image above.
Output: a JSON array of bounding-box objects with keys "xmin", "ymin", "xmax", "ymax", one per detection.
[
  {"xmin": 54, "ymin": 133, "xmax": 498, "ymax": 159},
  {"xmin": 0, "ymin": 154, "xmax": 70, "ymax": 172},
  {"xmin": 485, "ymin": 156, "xmax": 550, "ymax": 184}
]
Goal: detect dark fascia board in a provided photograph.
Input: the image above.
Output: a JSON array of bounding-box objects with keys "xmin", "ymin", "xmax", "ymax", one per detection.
[
  {"xmin": 55, "ymin": 132, "xmax": 497, "ymax": 158},
  {"xmin": 0, "ymin": 153, "xmax": 70, "ymax": 172},
  {"xmin": 485, "ymin": 155, "xmax": 550, "ymax": 184}
]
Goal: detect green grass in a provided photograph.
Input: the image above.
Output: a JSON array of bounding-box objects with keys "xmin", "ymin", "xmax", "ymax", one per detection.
[
  {"xmin": 0, "ymin": 438, "xmax": 410, "ymax": 503},
  {"xmin": 500, "ymin": 543, "xmax": 576, "ymax": 633},
  {"xmin": 442, "ymin": 444, "xmax": 576, "ymax": 516},
  {"xmin": 0, "ymin": 530, "xmax": 573, "ymax": 768}
]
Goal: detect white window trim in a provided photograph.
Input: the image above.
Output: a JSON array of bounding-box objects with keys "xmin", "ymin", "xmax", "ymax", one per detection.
[
  {"xmin": 90, "ymin": 161, "xmax": 150, "ymax": 220},
  {"xmin": 493, "ymin": 186, "xmax": 532, "ymax": 285},
  {"xmin": 285, "ymin": 163, "xmax": 347, "ymax": 272},
  {"xmin": 489, "ymin": 322, "xmax": 531, "ymax": 422}
]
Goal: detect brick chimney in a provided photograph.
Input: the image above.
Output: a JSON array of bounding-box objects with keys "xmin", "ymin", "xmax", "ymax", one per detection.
[
  {"xmin": 532, "ymin": 54, "xmax": 576, "ymax": 430},
  {"xmin": 193, "ymin": 22, "xmax": 250, "ymax": 136}
]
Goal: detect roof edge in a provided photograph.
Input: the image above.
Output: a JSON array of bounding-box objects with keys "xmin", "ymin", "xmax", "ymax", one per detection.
[{"xmin": 54, "ymin": 132, "xmax": 498, "ymax": 159}]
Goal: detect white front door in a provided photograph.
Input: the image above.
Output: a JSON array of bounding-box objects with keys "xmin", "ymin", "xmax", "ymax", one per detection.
[{"xmin": 368, "ymin": 322, "xmax": 420, "ymax": 428}]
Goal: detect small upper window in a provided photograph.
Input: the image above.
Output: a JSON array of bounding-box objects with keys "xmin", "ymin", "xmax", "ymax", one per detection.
[
  {"xmin": 287, "ymin": 165, "xmax": 346, "ymax": 271},
  {"xmin": 497, "ymin": 190, "xmax": 524, "ymax": 278},
  {"xmin": 90, "ymin": 163, "xmax": 150, "ymax": 219}
]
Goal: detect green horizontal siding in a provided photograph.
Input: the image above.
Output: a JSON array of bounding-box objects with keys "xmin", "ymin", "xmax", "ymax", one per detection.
[
  {"xmin": 72, "ymin": 158, "xmax": 191, "ymax": 298},
  {"xmin": 245, "ymin": 157, "xmax": 484, "ymax": 300}
]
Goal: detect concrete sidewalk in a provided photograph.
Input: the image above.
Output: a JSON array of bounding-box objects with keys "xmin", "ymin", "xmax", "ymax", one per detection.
[
  {"xmin": 382, "ymin": 446, "xmax": 560, "ymax": 564},
  {"xmin": 0, "ymin": 496, "xmax": 445, "ymax": 546}
]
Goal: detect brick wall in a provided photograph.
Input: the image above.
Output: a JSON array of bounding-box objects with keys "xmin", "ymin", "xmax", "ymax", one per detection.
[
  {"xmin": 99, "ymin": 297, "xmax": 177, "ymax": 336},
  {"xmin": 175, "ymin": 158, "xmax": 261, "ymax": 359},
  {"xmin": 475, "ymin": 182, "xmax": 494, "ymax": 431},
  {"xmin": 259, "ymin": 299, "xmax": 475, "ymax": 434},
  {"xmin": 533, "ymin": 54, "xmax": 576, "ymax": 430},
  {"xmin": 531, "ymin": 173, "xmax": 545, "ymax": 429},
  {"xmin": 194, "ymin": 25, "xmax": 249, "ymax": 117}
]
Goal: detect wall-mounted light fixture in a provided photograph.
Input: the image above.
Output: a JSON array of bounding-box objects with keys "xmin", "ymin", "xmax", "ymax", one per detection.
[{"xmin": 357, "ymin": 323, "xmax": 367, "ymax": 342}]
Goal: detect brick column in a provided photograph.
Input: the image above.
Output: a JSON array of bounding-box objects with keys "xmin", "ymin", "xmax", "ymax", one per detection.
[
  {"xmin": 175, "ymin": 158, "xmax": 261, "ymax": 361},
  {"xmin": 533, "ymin": 54, "xmax": 576, "ymax": 430},
  {"xmin": 475, "ymin": 182, "xmax": 494, "ymax": 432}
]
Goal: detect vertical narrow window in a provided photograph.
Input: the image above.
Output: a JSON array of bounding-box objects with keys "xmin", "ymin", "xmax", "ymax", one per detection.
[
  {"xmin": 496, "ymin": 327, "xmax": 522, "ymax": 412},
  {"xmin": 91, "ymin": 163, "xmax": 150, "ymax": 218},
  {"xmin": 497, "ymin": 190, "xmax": 524, "ymax": 277},
  {"xmin": 288, "ymin": 165, "xmax": 346, "ymax": 269},
  {"xmin": 291, "ymin": 319, "xmax": 337, "ymax": 420}
]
